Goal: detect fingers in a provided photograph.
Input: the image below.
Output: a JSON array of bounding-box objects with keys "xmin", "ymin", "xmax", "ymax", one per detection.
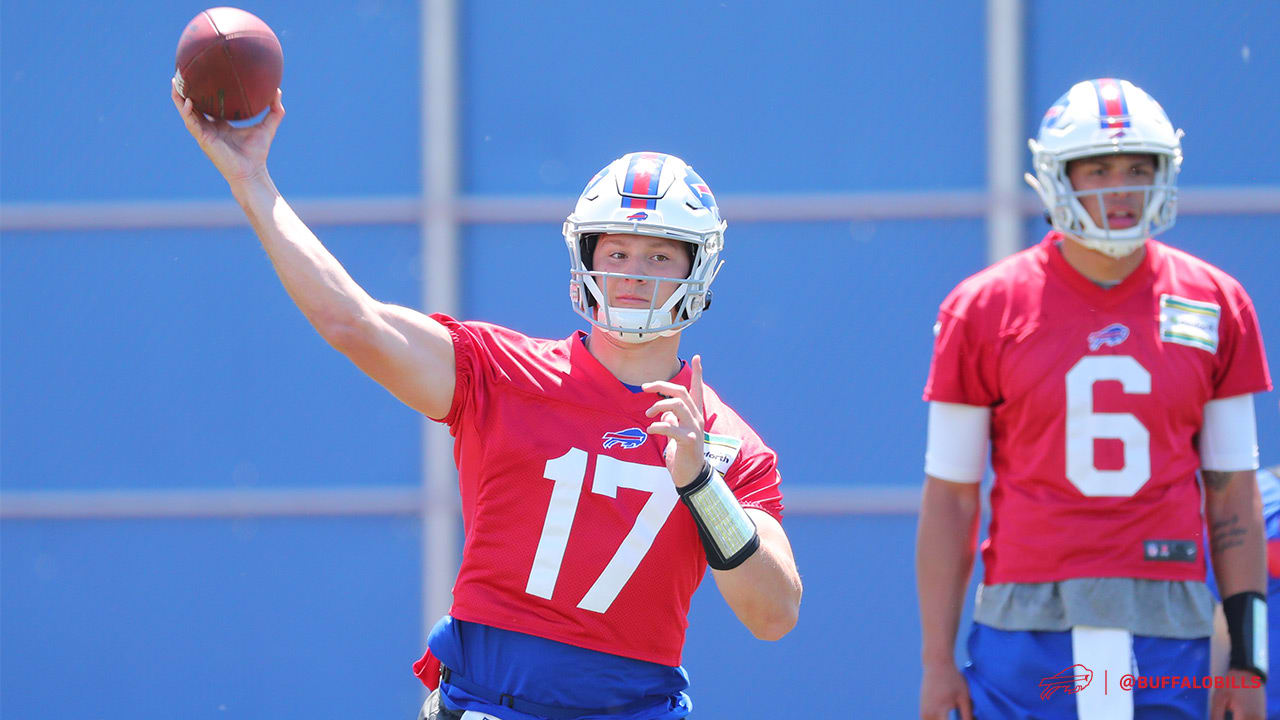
[
  {"xmin": 1209, "ymin": 688, "xmax": 1226, "ymax": 720},
  {"xmin": 642, "ymin": 380, "xmax": 694, "ymax": 409},
  {"xmin": 261, "ymin": 88, "xmax": 286, "ymax": 135},
  {"xmin": 645, "ymin": 396, "xmax": 695, "ymax": 422},
  {"xmin": 690, "ymin": 354, "xmax": 705, "ymax": 415},
  {"xmin": 171, "ymin": 77, "xmax": 207, "ymax": 138}
]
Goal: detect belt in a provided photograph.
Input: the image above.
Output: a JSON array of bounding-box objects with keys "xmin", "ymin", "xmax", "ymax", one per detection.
[{"xmin": 439, "ymin": 664, "xmax": 664, "ymax": 719}]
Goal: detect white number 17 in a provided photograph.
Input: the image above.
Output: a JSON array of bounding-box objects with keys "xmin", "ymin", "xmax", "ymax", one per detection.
[{"xmin": 525, "ymin": 448, "xmax": 679, "ymax": 613}]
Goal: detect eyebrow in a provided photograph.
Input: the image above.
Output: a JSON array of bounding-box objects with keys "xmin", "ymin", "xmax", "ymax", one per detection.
[
  {"xmin": 1075, "ymin": 157, "xmax": 1156, "ymax": 170},
  {"xmin": 600, "ymin": 238, "xmax": 683, "ymax": 253}
]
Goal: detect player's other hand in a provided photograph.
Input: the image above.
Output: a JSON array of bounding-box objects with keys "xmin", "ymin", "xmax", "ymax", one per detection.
[
  {"xmin": 643, "ymin": 354, "xmax": 707, "ymax": 488},
  {"xmin": 171, "ymin": 78, "xmax": 284, "ymax": 185},
  {"xmin": 1209, "ymin": 669, "xmax": 1264, "ymax": 720},
  {"xmin": 920, "ymin": 662, "xmax": 973, "ymax": 720}
]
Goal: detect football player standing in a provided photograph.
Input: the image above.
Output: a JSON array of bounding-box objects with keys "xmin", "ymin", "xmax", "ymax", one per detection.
[{"xmin": 916, "ymin": 79, "xmax": 1271, "ymax": 720}]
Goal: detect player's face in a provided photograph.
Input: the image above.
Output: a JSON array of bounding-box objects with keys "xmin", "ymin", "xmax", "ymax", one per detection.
[
  {"xmin": 1066, "ymin": 153, "xmax": 1157, "ymax": 231},
  {"xmin": 592, "ymin": 234, "xmax": 692, "ymax": 311}
]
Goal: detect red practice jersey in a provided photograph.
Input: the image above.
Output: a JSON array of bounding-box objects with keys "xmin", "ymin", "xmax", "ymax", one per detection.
[
  {"xmin": 924, "ymin": 234, "xmax": 1271, "ymax": 584},
  {"xmin": 431, "ymin": 315, "xmax": 783, "ymax": 666}
]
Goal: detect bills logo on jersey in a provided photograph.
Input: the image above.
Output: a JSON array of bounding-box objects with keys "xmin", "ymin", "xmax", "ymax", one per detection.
[
  {"xmin": 626, "ymin": 211, "xmax": 648, "ymax": 221},
  {"xmin": 1159, "ymin": 294, "xmax": 1220, "ymax": 353},
  {"xmin": 1087, "ymin": 323, "xmax": 1130, "ymax": 351},
  {"xmin": 602, "ymin": 427, "xmax": 647, "ymax": 450}
]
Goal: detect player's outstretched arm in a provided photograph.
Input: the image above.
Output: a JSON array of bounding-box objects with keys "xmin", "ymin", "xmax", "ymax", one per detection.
[
  {"xmin": 171, "ymin": 81, "xmax": 456, "ymax": 419},
  {"xmin": 916, "ymin": 475, "xmax": 979, "ymax": 720},
  {"xmin": 1205, "ymin": 469, "xmax": 1267, "ymax": 720}
]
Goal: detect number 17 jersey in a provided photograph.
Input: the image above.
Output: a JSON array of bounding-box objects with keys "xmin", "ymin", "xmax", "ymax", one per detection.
[
  {"xmin": 431, "ymin": 315, "xmax": 784, "ymax": 667},
  {"xmin": 924, "ymin": 234, "xmax": 1270, "ymax": 585}
]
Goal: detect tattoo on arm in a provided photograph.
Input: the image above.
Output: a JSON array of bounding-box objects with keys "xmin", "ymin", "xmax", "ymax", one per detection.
[
  {"xmin": 1202, "ymin": 470, "xmax": 1233, "ymax": 491},
  {"xmin": 1205, "ymin": 471, "xmax": 1249, "ymax": 553},
  {"xmin": 1211, "ymin": 513, "xmax": 1247, "ymax": 553}
]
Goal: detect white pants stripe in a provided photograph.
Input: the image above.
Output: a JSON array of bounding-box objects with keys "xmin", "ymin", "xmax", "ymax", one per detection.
[{"xmin": 1071, "ymin": 626, "xmax": 1135, "ymax": 720}]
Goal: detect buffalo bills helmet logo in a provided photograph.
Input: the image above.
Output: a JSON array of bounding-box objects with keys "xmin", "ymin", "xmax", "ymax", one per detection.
[
  {"xmin": 1040, "ymin": 91, "xmax": 1070, "ymax": 131},
  {"xmin": 684, "ymin": 168, "xmax": 720, "ymax": 221},
  {"xmin": 602, "ymin": 427, "xmax": 647, "ymax": 450},
  {"xmin": 1039, "ymin": 664, "xmax": 1093, "ymax": 700},
  {"xmin": 1088, "ymin": 323, "xmax": 1130, "ymax": 351},
  {"xmin": 626, "ymin": 211, "xmax": 648, "ymax": 221}
]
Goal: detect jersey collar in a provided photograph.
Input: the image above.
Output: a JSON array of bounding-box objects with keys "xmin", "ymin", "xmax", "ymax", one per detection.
[
  {"xmin": 1041, "ymin": 231, "xmax": 1159, "ymax": 308},
  {"xmin": 569, "ymin": 331, "xmax": 692, "ymax": 399}
]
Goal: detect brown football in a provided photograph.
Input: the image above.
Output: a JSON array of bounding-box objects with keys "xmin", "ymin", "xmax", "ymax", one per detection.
[{"xmin": 174, "ymin": 7, "xmax": 282, "ymax": 121}]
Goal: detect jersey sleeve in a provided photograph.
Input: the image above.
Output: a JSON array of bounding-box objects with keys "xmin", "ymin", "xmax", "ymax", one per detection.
[
  {"xmin": 923, "ymin": 302, "xmax": 1000, "ymax": 407},
  {"xmin": 726, "ymin": 444, "xmax": 784, "ymax": 522},
  {"xmin": 428, "ymin": 313, "xmax": 492, "ymax": 430},
  {"xmin": 1211, "ymin": 283, "xmax": 1272, "ymax": 399}
]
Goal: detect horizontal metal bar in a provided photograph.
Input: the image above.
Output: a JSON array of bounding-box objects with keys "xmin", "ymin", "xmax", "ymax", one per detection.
[
  {"xmin": 3, "ymin": 186, "xmax": 1277, "ymax": 232},
  {"xmin": 0, "ymin": 484, "xmax": 919, "ymax": 519},
  {"xmin": 0, "ymin": 487, "xmax": 422, "ymax": 519}
]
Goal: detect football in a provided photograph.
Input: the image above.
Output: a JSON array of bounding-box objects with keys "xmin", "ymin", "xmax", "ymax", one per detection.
[{"xmin": 174, "ymin": 7, "xmax": 283, "ymax": 121}]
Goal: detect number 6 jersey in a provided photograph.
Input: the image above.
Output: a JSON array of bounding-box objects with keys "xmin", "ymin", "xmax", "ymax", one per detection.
[
  {"xmin": 924, "ymin": 233, "xmax": 1271, "ymax": 585},
  {"xmin": 430, "ymin": 315, "xmax": 784, "ymax": 666}
]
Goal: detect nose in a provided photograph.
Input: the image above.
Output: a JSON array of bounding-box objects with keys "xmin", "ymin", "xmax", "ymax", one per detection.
[{"xmin": 616, "ymin": 256, "xmax": 650, "ymax": 280}]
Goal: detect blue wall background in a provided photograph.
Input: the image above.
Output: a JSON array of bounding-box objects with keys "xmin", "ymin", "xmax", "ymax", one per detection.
[{"xmin": 3, "ymin": 1, "xmax": 1277, "ymax": 717}]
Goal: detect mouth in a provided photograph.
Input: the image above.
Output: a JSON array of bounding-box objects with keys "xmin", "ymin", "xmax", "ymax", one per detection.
[
  {"xmin": 1106, "ymin": 209, "xmax": 1138, "ymax": 229},
  {"xmin": 612, "ymin": 295, "xmax": 653, "ymax": 308}
]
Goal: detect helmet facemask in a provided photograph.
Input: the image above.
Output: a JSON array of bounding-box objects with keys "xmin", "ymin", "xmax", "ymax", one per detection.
[
  {"xmin": 564, "ymin": 152, "xmax": 726, "ymax": 343},
  {"xmin": 1024, "ymin": 78, "xmax": 1183, "ymax": 258},
  {"xmin": 1028, "ymin": 144, "xmax": 1180, "ymax": 258},
  {"xmin": 567, "ymin": 229, "xmax": 723, "ymax": 344}
]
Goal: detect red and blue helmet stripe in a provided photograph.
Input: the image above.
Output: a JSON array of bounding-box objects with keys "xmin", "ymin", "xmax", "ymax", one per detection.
[
  {"xmin": 620, "ymin": 152, "xmax": 667, "ymax": 209},
  {"xmin": 1092, "ymin": 78, "xmax": 1131, "ymax": 128}
]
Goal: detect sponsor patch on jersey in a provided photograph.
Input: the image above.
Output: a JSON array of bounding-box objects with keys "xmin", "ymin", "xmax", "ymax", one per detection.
[
  {"xmin": 1159, "ymin": 294, "xmax": 1220, "ymax": 353},
  {"xmin": 703, "ymin": 431, "xmax": 742, "ymax": 475},
  {"xmin": 1087, "ymin": 322, "xmax": 1130, "ymax": 351},
  {"xmin": 602, "ymin": 427, "xmax": 647, "ymax": 450},
  {"xmin": 1143, "ymin": 539, "xmax": 1197, "ymax": 562}
]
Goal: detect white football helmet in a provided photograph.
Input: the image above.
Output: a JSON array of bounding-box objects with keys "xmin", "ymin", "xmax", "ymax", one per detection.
[
  {"xmin": 1025, "ymin": 78, "xmax": 1183, "ymax": 257},
  {"xmin": 563, "ymin": 152, "xmax": 725, "ymax": 343}
]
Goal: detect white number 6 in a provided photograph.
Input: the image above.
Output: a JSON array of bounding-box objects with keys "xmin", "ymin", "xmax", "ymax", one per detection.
[{"xmin": 1064, "ymin": 355, "xmax": 1151, "ymax": 497}]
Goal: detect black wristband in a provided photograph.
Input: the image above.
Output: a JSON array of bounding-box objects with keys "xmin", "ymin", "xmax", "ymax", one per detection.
[
  {"xmin": 678, "ymin": 462, "xmax": 760, "ymax": 571},
  {"xmin": 1224, "ymin": 591, "xmax": 1268, "ymax": 681}
]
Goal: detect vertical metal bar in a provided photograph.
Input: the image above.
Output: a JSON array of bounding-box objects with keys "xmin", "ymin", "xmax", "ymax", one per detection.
[
  {"xmin": 421, "ymin": 0, "xmax": 460, "ymax": 648},
  {"xmin": 987, "ymin": 0, "xmax": 1025, "ymax": 264}
]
